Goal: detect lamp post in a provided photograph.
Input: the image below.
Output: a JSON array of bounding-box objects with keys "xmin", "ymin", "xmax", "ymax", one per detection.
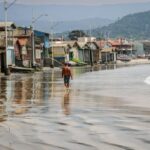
[
  {"xmin": 50, "ymin": 27, "xmax": 54, "ymax": 67},
  {"xmin": 4, "ymin": 0, "xmax": 17, "ymax": 75},
  {"xmin": 31, "ymin": 13, "xmax": 48, "ymax": 67},
  {"xmin": 49, "ymin": 22, "xmax": 61, "ymax": 67}
]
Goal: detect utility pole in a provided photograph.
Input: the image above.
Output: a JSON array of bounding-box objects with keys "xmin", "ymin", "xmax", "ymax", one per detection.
[
  {"xmin": 51, "ymin": 31, "xmax": 54, "ymax": 67},
  {"xmin": 31, "ymin": 11, "xmax": 35, "ymax": 67},
  {"xmin": 4, "ymin": 0, "xmax": 8, "ymax": 75},
  {"xmin": 31, "ymin": 12, "xmax": 48, "ymax": 67},
  {"xmin": 49, "ymin": 21, "xmax": 61, "ymax": 68}
]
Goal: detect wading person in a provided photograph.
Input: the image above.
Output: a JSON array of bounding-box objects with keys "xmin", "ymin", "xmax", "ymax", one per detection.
[{"xmin": 62, "ymin": 63, "xmax": 73, "ymax": 90}]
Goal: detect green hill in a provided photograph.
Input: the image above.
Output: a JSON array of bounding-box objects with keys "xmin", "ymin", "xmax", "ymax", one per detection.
[{"xmin": 93, "ymin": 10, "xmax": 150, "ymax": 40}]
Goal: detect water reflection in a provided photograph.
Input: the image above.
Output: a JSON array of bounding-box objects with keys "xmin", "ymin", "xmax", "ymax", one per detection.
[
  {"xmin": 0, "ymin": 64, "xmax": 134, "ymax": 121},
  {"xmin": 0, "ymin": 77, "xmax": 7, "ymax": 100},
  {"xmin": 0, "ymin": 69, "xmax": 65, "ymax": 120},
  {"xmin": 0, "ymin": 65, "xmax": 150, "ymax": 149},
  {"xmin": 62, "ymin": 92, "xmax": 70, "ymax": 115},
  {"xmin": 72, "ymin": 64, "xmax": 118, "ymax": 76},
  {"xmin": 0, "ymin": 77, "xmax": 7, "ymax": 122},
  {"xmin": 0, "ymin": 100, "xmax": 7, "ymax": 122}
]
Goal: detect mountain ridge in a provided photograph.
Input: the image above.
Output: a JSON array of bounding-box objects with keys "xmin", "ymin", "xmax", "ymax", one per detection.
[{"xmin": 91, "ymin": 10, "xmax": 150, "ymax": 39}]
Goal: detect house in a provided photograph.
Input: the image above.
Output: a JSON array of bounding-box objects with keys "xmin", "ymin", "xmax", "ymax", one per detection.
[
  {"xmin": 34, "ymin": 30, "xmax": 50, "ymax": 67},
  {"xmin": 133, "ymin": 41, "xmax": 144, "ymax": 57},
  {"xmin": 0, "ymin": 22, "xmax": 16, "ymax": 74},
  {"xmin": 13, "ymin": 27, "xmax": 32, "ymax": 67},
  {"xmin": 63, "ymin": 41, "xmax": 88, "ymax": 66},
  {"xmin": 75, "ymin": 41, "xmax": 86, "ymax": 63},
  {"xmin": 68, "ymin": 41, "xmax": 85, "ymax": 63},
  {"xmin": 14, "ymin": 28, "xmax": 50, "ymax": 68},
  {"xmin": 76, "ymin": 37, "xmax": 100, "ymax": 65},
  {"xmin": 50, "ymin": 41, "xmax": 67, "ymax": 67},
  {"xmin": 64, "ymin": 38, "xmax": 100, "ymax": 66},
  {"xmin": 63, "ymin": 41, "xmax": 75, "ymax": 62},
  {"xmin": 108, "ymin": 38, "xmax": 134, "ymax": 61},
  {"xmin": 97, "ymin": 40, "xmax": 116, "ymax": 64},
  {"xmin": 78, "ymin": 37, "xmax": 96, "ymax": 43},
  {"xmin": 84, "ymin": 41, "xmax": 100, "ymax": 65},
  {"xmin": 143, "ymin": 41, "xmax": 150, "ymax": 58}
]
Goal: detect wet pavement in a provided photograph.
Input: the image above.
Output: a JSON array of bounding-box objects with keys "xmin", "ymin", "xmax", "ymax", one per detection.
[{"xmin": 0, "ymin": 64, "xmax": 150, "ymax": 150}]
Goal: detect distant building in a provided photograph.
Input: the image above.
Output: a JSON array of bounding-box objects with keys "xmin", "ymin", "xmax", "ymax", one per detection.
[
  {"xmin": 133, "ymin": 41, "xmax": 144, "ymax": 57},
  {"xmin": 143, "ymin": 41, "xmax": 150, "ymax": 57},
  {"xmin": 34, "ymin": 30, "xmax": 50, "ymax": 66},
  {"xmin": 50, "ymin": 41, "xmax": 67, "ymax": 67},
  {"xmin": 78, "ymin": 37, "xmax": 96, "ymax": 42},
  {"xmin": 97, "ymin": 40, "xmax": 116, "ymax": 63},
  {"xmin": 108, "ymin": 38, "xmax": 135, "ymax": 62}
]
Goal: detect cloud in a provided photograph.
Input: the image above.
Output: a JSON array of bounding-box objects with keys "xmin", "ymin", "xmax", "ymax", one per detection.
[{"xmin": 14, "ymin": 0, "xmax": 150, "ymax": 5}]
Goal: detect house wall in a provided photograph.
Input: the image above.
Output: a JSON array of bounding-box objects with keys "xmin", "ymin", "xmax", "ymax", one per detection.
[
  {"xmin": 101, "ymin": 52, "xmax": 116, "ymax": 63},
  {"xmin": 7, "ymin": 47, "xmax": 15, "ymax": 66},
  {"xmin": 78, "ymin": 50, "xmax": 84, "ymax": 62},
  {"xmin": 72, "ymin": 47, "xmax": 79, "ymax": 59},
  {"xmin": 0, "ymin": 52, "xmax": 5, "ymax": 73},
  {"xmin": 54, "ymin": 57, "xmax": 65, "ymax": 67},
  {"xmin": 53, "ymin": 47, "xmax": 65, "ymax": 57},
  {"xmin": 50, "ymin": 46, "xmax": 66, "ymax": 66},
  {"xmin": 14, "ymin": 37, "xmax": 31, "ymax": 67},
  {"xmin": 0, "ymin": 53, "xmax": 1, "ymax": 73},
  {"xmin": 84, "ymin": 49, "xmax": 90, "ymax": 63},
  {"xmin": 143, "ymin": 42, "xmax": 150, "ymax": 56},
  {"xmin": 92, "ymin": 50, "xmax": 99, "ymax": 63}
]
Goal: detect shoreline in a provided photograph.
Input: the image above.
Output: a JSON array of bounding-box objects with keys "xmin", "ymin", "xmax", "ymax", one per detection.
[{"xmin": 116, "ymin": 58, "xmax": 150, "ymax": 65}]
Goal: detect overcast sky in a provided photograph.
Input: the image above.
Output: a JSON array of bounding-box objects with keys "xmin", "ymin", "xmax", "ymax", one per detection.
[
  {"xmin": 5, "ymin": 0, "xmax": 150, "ymax": 5},
  {"xmin": 0, "ymin": 0, "xmax": 150, "ymax": 32}
]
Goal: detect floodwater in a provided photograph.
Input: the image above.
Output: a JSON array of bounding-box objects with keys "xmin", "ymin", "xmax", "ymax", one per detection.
[{"xmin": 0, "ymin": 64, "xmax": 150, "ymax": 150}]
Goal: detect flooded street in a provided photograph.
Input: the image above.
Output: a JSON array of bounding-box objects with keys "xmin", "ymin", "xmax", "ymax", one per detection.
[{"xmin": 0, "ymin": 64, "xmax": 150, "ymax": 150}]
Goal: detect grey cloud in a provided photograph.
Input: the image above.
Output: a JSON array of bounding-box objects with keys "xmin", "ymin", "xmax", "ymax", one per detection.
[{"xmin": 15, "ymin": 0, "xmax": 150, "ymax": 5}]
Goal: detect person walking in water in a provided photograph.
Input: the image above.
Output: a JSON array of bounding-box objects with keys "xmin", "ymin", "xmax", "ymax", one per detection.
[{"xmin": 62, "ymin": 63, "xmax": 73, "ymax": 89}]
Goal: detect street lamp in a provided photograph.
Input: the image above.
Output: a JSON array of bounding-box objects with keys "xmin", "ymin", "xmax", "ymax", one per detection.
[
  {"xmin": 49, "ymin": 21, "xmax": 61, "ymax": 67},
  {"xmin": 4, "ymin": 0, "xmax": 17, "ymax": 75},
  {"xmin": 50, "ymin": 27, "xmax": 54, "ymax": 67},
  {"xmin": 31, "ymin": 13, "xmax": 48, "ymax": 67}
]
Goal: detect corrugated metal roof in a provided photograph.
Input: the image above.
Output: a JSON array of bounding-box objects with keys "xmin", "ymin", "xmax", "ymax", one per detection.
[
  {"xmin": 76, "ymin": 42, "xmax": 86, "ymax": 48},
  {"xmin": 63, "ymin": 41, "xmax": 75, "ymax": 47},
  {"xmin": 51, "ymin": 41, "xmax": 67, "ymax": 47}
]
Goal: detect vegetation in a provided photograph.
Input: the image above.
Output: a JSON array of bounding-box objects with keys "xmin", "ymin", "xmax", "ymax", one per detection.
[
  {"xmin": 92, "ymin": 10, "xmax": 150, "ymax": 40},
  {"xmin": 72, "ymin": 58, "xmax": 87, "ymax": 66},
  {"xmin": 68, "ymin": 30, "xmax": 88, "ymax": 40}
]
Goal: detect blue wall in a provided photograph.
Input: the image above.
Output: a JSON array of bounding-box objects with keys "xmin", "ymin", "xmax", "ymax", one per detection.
[{"xmin": 34, "ymin": 30, "xmax": 49, "ymax": 48}]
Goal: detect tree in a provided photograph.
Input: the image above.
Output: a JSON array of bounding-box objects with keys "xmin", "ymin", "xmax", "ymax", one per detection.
[{"xmin": 68, "ymin": 30, "xmax": 87, "ymax": 40}]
